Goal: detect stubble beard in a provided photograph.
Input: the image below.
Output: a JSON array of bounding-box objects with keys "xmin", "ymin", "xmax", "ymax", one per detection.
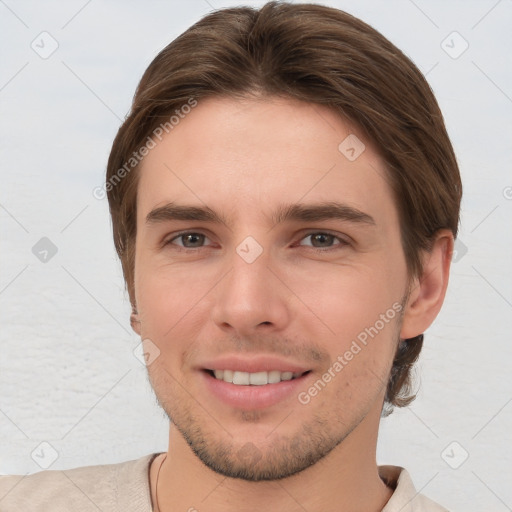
[
  {"xmin": 146, "ymin": 299, "xmax": 404, "ymax": 482},
  {"xmin": 149, "ymin": 368, "xmax": 378, "ymax": 482}
]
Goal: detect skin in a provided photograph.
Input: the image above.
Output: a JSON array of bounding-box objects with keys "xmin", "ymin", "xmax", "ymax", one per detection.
[{"xmin": 131, "ymin": 96, "xmax": 453, "ymax": 511}]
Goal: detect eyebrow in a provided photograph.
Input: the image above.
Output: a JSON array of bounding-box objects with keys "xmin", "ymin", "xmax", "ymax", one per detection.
[
  {"xmin": 145, "ymin": 201, "xmax": 375, "ymax": 227},
  {"xmin": 146, "ymin": 204, "xmax": 226, "ymax": 225},
  {"xmin": 271, "ymin": 202, "xmax": 375, "ymax": 226}
]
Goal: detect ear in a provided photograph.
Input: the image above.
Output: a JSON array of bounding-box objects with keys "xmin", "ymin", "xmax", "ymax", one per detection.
[
  {"xmin": 400, "ymin": 229, "xmax": 454, "ymax": 339},
  {"xmin": 130, "ymin": 307, "xmax": 141, "ymax": 336}
]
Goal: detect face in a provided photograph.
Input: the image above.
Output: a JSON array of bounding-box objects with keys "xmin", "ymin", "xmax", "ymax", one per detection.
[{"xmin": 133, "ymin": 96, "xmax": 410, "ymax": 480}]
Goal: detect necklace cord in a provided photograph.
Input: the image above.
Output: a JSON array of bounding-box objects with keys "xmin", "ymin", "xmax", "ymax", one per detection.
[{"xmin": 154, "ymin": 454, "xmax": 167, "ymax": 512}]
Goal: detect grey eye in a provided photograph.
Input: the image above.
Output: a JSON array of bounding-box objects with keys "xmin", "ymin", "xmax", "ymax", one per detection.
[
  {"xmin": 175, "ymin": 233, "xmax": 207, "ymax": 247},
  {"xmin": 301, "ymin": 233, "xmax": 338, "ymax": 247}
]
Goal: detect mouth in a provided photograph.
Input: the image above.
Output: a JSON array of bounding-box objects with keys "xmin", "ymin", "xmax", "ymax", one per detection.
[
  {"xmin": 204, "ymin": 369, "xmax": 311, "ymax": 385},
  {"xmin": 200, "ymin": 367, "xmax": 313, "ymax": 410}
]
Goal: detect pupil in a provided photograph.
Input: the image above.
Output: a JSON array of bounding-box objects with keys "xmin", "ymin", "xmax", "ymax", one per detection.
[
  {"xmin": 312, "ymin": 233, "xmax": 333, "ymax": 247},
  {"xmin": 184, "ymin": 234, "xmax": 203, "ymax": 247}
]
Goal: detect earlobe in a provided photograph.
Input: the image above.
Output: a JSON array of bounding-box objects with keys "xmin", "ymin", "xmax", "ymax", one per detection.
[
  {"xmin": 130, "ymin": 307, "xmax": 141, "ymax": 335},
  {"xmin": 400, "ymin": 230, "xmax": 454, "ymax": 340}
]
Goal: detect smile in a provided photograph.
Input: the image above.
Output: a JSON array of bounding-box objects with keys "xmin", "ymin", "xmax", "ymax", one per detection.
[
  {"xmin": 207, "ymin": 369, "xmax": 308, "ymax": 385},
  {"xmin": 201, "ymin": 368, "xmax": 312, "ymax": 410}
]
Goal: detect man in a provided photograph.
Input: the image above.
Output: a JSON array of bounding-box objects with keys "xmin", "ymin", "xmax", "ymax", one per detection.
[{"xmin": 0, "ymin": 2, "xmax": 461, "ymax": 511}]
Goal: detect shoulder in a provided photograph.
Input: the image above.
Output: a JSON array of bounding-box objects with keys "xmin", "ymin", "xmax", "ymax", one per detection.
[
  {"xmin": 0, "ymin": 453, "xmax": 159, "ymax": 512},
  {"xmin": 380, "ymin": 465, "xmax": 450, "ymax": 512}
]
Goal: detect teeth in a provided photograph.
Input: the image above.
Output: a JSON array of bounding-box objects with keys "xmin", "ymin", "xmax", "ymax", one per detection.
[
  {"xmin": 268, "ymin": 370, "xmax": 281, "ymax": 384},
  {"xmin": 233, "ymin": 371, "xmax": 250, "ymax": 385},
  {"xmin": 249, "ymin": 371, "xmax": 268, "ymax": 385},
  {"xmin": 211, "ymin": 370, "xmax": 303, "ymax": 385}
]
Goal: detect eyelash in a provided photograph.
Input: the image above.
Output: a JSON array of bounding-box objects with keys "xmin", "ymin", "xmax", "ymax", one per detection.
[
  {"xmin": 297, "ymin": 232, "xmax": 350, "ymax": 251},
  {"xmin": 165, "ymin": 232, "xmax": 213, "ymax": 250},
  {"xmin": 164, "ymin": 230, "xmax": 350, "ymax": 252}
]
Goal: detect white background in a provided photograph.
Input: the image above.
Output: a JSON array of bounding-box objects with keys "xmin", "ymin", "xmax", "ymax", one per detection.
[{"xmin": 1, "ymin": 1, "xmax": 511, "ymax": 510}]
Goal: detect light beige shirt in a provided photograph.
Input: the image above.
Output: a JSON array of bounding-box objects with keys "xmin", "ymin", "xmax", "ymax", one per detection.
[{"xmin": 0, "ymin": 453, "xmax": 448, "ymax": 511}]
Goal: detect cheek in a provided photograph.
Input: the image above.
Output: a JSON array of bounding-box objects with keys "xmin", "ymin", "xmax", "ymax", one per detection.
[
  {"xmin": 289, "ymin": 258, "xmax": 404, "ymax": 343},
  {"xmin": 287, "ymin": 258, "xmax": 405, "ymax": 401},
  {"xmin": 134, "ymin": 258, "xmax": 217, "ymax": 340}
]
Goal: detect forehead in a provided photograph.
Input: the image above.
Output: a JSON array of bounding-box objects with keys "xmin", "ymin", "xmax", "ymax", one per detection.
[{"xmin": 136, "ymin": 96, "xmax": 397, "ymax": 228}]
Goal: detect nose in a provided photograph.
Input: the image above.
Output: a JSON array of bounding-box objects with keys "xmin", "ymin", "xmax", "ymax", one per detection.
[{"xmin": 211, "ymin": 247, "xmax": 291, "ymax": 337}]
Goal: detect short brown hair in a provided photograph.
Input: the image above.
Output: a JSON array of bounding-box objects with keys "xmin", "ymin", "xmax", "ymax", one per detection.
[{"xmin": 106, "ymin": 1, "xmax": 462, "ymax": 411}]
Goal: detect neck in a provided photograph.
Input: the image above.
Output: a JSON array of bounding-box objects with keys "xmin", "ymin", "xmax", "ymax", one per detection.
[{"xmin": 152, "ymin": 405, "xmax": 392, "ymax": 512}]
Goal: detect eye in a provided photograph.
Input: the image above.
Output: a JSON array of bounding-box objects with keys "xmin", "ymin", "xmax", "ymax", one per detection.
[
  {"xmin": 168, "ymin": 232, "xmax": 211, "ymax": 248},
  {"xmin": 298, "ymin": 232, "xmax": 347, "ymax": 249}
]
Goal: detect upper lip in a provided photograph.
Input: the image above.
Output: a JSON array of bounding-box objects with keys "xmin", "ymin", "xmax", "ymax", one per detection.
[{"xmin": 198, "ymin": 355, "xmax": 311, "ymax": 374}]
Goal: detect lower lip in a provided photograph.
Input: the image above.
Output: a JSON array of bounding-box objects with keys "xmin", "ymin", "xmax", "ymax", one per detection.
[{"xmin": 200, "ymin": 370, "xmax": 311, "ymax": 410}]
